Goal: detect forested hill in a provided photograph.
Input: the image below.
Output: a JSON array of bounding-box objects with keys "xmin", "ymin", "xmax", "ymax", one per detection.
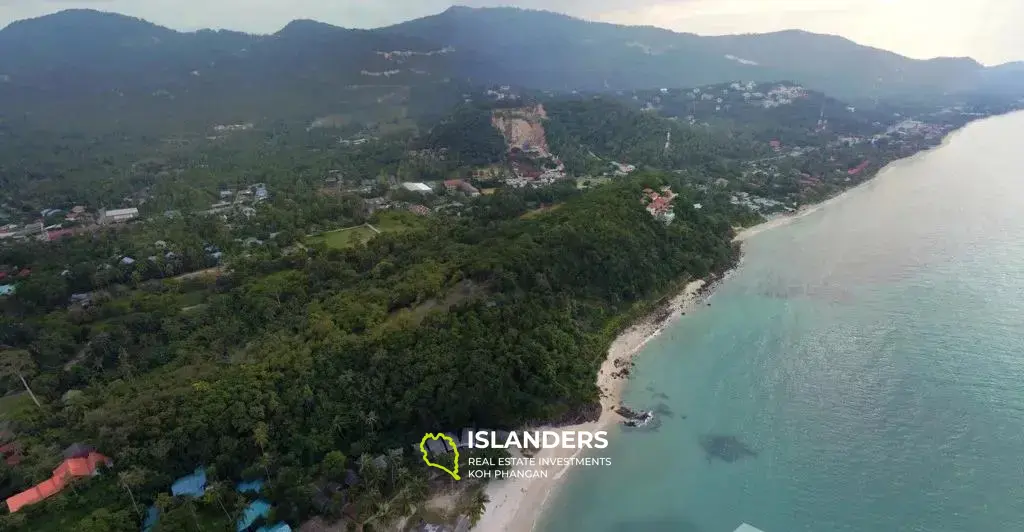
[
  {"xmin": 544, "ymin": 97, "xmax": 750, "ymax": 176},
  {"xmin": 382, "ymin": 6, "xmax": 1020, "ymax": 101},
  {"xmin": 0, "ymin": 10, "xmax": 463, "ymax": 133},
  {"xmin": 0, "ymin": 176, "xmax": 739, "ymax": 530},
  {"xmin": 541, "ymin": 84, "xmax": 882, "ymax": 177},
  {"xmin": 3, "ymin": 7, "xmax": 1024, "ymax": 134}
]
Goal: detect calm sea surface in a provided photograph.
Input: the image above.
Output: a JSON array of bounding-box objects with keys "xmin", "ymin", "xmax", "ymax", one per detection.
[{"xmin": 537, "ymin": 111, "xmax": 1024, "ymax": 532}]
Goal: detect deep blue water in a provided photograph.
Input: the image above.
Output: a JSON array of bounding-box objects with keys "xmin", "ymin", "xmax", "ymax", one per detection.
[{"xmin": 538, "ymin": 111, "xmax": 1024, "ymax": 532}]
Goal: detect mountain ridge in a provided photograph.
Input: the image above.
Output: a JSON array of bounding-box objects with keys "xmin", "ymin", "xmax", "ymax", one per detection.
[
  {"xmin": 0, "ymin": 6, "xmax": 1006, "ymax": 67},
  {"xmin": 1, "ymin": 6, "xmax": 1022, "ymax": 133},
  {"xmin": 0, "ymin": 5, "xmax": 1011, "ymax": 68}
]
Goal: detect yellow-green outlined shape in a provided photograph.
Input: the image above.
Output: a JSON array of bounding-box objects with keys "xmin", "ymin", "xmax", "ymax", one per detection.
[{"xmin": 420, "ymin": 433, "xmax": 461, "ymax": 480}]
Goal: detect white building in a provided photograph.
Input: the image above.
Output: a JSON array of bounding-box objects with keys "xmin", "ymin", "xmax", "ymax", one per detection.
[
  {"xmin": 99, "ymin": 208, "xmax": 139, "ymax": 224},
  {"xmin": 401, "ymin": 182, "xmax": 433, "ymax": 193}
]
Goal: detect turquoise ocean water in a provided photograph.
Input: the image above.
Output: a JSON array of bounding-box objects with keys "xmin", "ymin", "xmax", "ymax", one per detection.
[{"xmin": 537, "ymin": 111, "xmax": 1024, "ymax": 532}]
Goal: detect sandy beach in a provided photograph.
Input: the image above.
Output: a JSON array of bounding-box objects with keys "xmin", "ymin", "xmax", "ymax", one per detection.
[
  {"xmin": 734, "ymin": 126, "xmax": 968, "ymax": 243},
  {"xmin": 732, "ymin": 176, "xmax": 877, "ymax": 242},
  {"xmin": 472, "ymin": 116, "xmax": 998, "ymax": 532},
  {"xmin": 475, "ymin": 167, "xmax": 910, "ymax": 531},
  {"xmin": 473, "ymin": 279, "xmax": 708, "ymax": 532}
]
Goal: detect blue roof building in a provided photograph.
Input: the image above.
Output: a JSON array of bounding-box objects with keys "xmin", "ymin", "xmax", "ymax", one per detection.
[
  {"xmin": 256, "ymin": 523, "xmax": 292, "ymax": 532},
  {"xmin": 236, "ymin": 479, "xmax": 264, "ymax": 494},
  {"xmin": 171, "ymin": 467, "xmax": 207, "ymax": 497},
  {"xmin": 237, "ymin": 499, "xmax": 272, "ymax": 531}
]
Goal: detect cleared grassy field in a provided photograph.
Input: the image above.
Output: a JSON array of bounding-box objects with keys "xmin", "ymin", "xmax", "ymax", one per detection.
[
  {"xmin": 308, "ymin": 225, "xmax": 379, "ymax": 249},
  {"xmin": 576, "ymin": 177, "xmax": 612, "ymax": 189},
  {"xmin": 372, "ymin": 211, "xmax": 426, "ymax": 233},
  {"xmin": 307, "ymin": 211, "xmax": 426, "ymax": 250}
]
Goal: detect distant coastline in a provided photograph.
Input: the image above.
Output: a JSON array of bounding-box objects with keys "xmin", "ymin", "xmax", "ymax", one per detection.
[
  {"xmin": 474, "ymin": 108, "xmax": 1017, "ymax": 532},
  {"xmin": 735, "ymin": 110, "xmax": 1007, "ymax": 242}
]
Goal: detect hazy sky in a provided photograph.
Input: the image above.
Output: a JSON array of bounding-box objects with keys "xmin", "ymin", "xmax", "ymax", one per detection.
[{"xmin": 1, "ymin": 0, "xmax": 1021, "ymax": 65}]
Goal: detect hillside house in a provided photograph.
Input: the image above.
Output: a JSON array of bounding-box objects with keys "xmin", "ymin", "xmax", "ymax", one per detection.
[
  {"xmin": 642, "ymin": 187, "xmax": 677, "ymax": 225},
  {"xmin": 401, "ymin": 182, "xmax": 433, "ymax": 193},
  {"xmin": 65, "ymin": 206, "xmax": 87, "ymax": 222},
  {"xmin": 424, "ymin": 438, "xmax": 448, "ymax": 455},
  {"xmin": 611, "ymin": 162, "xmax": 636, "ymax": 176},
  {"xmin": 99, "ymin": 207, "xmax": 139, "ymax": 224},
  {"xmin": 47, "ymin": 228, "xmax": 75, "ymax": 241},
  {"xmin": 408, "ymin": 204, "xmax": 431, "ymax": 216},
  {"xmin": 444, "ymin": 179, "xmax": 481, "ymax": 196}
]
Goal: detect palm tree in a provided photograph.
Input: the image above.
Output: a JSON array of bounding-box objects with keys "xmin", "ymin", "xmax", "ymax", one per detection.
[
  {"xmin": 347, "ymin": 486, "xmax": 382, "ymax": 532},
  {"xmin": 253, "ymin": 422, "xmax": 271, "ymax": 476},
  {"xmin": 202, "ymin": 481, "xmax": 233, "ymax": 522},
  {"xmin": 356, "ymin": 454, "xmax": 381, "ymax": 487},
  {"xmin": 384, "ymin": 448, "xmax": 404, "ymax": 487},
  {"xmin": 118, "ymin": 347, "xmax": 135, "ymax": 385},
  {"xmin": 468, "ymin": 490, "xmax": 490, "ymax": 526},
  {"xmin": 0, "ymin": 349, "xmax": 42, "ymax": 408},
  {"xmin": 155, "ymin": 493, "xmax": 175, "ymax": 514},
  {"xmin": 186, "ymin": 499, "xmax": 203, "ymax": 531},
  {"xmin": 361, "ymin": 410, "xmax": 380, "ymax": 442},
  {"xmin": 118, "ymin": 468, "xmax": 146, "ymax": 519},
  {"xmin": 351, "ymin": 489, "xmax": 409, "ymax": 532}
]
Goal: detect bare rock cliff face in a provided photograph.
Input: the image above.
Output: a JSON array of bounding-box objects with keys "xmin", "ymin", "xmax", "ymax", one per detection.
[{"xmin": 491, "ymin": 104, "xmax": 549, "ymax": 155}]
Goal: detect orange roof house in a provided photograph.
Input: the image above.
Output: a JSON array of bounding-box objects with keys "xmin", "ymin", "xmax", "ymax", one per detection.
[
  {"xmin": 6, "ymin": 451, "xmax": 111, "ymax": 513},
  {"xmin": 55, "ymin": 452, "xmax": 109, "ymax": 478}
]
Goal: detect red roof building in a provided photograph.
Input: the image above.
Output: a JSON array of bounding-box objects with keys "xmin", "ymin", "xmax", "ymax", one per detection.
[
  {"xmin": 6, "ymin": 451, "xmax": 111, "ymax": 513},
  {"xmin": 642, "ymin": 187, "xmax": 678, "ymax": 223},
  {"xmin": 848, "ymin": 160, "xmax": 870, "ymax": 175},
  {"xmin": 47, "ymin": 228, "xmax": 75, "ymax": 241}
]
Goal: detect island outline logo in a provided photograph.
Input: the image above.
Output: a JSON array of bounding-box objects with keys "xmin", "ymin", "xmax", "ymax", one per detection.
[{"xmin": 419, "ymin": 433, "xmax": 460, "ymax": 480}]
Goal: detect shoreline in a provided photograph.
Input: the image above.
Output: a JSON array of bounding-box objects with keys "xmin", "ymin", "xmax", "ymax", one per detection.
[
  {"xmin": 473, "ymin": 278, "xmax": 710, "ymax": 532},
  {"xmin": 734, "ymin": 126, "xmax": 965, "ymax": 242},
  {"xmin": 472, "ymin": 115, "xmax": 995, "ymax": 532}
]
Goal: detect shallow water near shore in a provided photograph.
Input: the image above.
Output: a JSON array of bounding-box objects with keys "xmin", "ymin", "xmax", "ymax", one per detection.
[{"xmin": 536, "ymin": 111, "xmax": 1024, "ymax": 532}]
